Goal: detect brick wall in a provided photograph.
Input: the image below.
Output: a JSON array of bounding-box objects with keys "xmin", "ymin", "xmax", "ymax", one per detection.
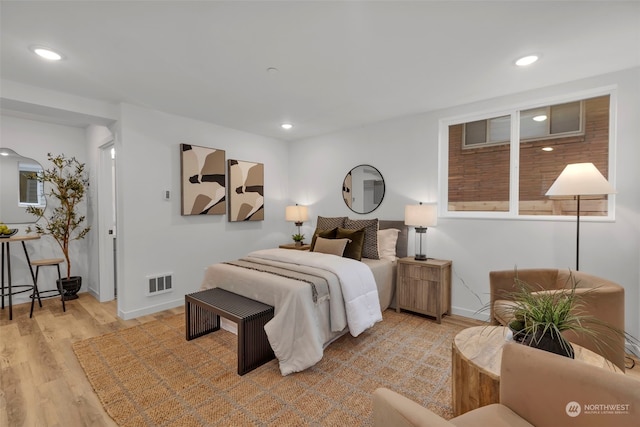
[{"xmin": 448, "ymin": 95, "xmax": 609, "ymax": 214}]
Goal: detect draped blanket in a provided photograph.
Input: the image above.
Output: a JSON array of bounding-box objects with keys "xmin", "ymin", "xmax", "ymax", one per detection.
[
  {"xmin": 224, "ymin": 259, "xmax": 330, "ymax": 303},
  {"xmin": 200, "ymin": 248, "xmax": 382, "ymax": 375}
]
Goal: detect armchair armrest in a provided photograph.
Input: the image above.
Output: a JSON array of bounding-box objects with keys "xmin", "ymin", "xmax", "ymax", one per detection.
[{"xmin": 373, "ymin": 388, "xmax": 455, "ymax": 427}]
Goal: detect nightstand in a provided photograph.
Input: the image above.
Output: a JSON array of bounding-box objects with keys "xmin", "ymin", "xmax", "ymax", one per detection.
[
  {"xmin": 396, "ymin": 257, "xmax": 452, "ymax": 323},
  {"xmin": 279, "ymin": 243, "xmax": 311, "ymax": 251}
]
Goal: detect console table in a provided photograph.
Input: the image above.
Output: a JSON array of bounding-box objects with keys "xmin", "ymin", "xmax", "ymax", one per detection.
[{"xmin": 1, "ymin": 235, "xmax": 40, "ymax": 320}]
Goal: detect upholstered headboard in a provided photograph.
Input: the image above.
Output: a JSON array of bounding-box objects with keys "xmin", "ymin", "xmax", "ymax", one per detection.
[{"xmin": 379, "ymin": 220, "xmax": 408, "ymax": 259}]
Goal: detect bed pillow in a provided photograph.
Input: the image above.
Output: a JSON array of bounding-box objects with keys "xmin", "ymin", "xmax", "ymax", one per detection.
[
  {"xmin": 378, "ymin": 228, "xmax": 400, "ymax": 260},
  {"xmin": 336, "ymin": 227, "xmax": 366, "ymax": 261},
  {"xmin": 312, "ymin": 237, "xmax": 350, "ymax": 257},
  {"xmin": 344, "ymin": 218, "xmax": 379, "ymax": 259},
  {"xmin": 317, "ymin": 216, "xmax": 347, "ymax": 230},
  {"xmin": 310, "ymin": 227, "xmax": 338, "ymax": 251}
]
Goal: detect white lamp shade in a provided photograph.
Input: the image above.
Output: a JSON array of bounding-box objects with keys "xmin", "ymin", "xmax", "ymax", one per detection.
[
  {"xmin": 404, "ymin": 203, "xmax": 437, "ymax": 227},
  {"xmin": 285, "ymin": 205, "xmax": 309, "ymax": 222},
  {"xmin": 545, "ymin": 163, "xmax": 616, "ymax": 196}
]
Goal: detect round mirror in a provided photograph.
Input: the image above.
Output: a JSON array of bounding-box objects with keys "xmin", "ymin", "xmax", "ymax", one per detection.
[
  {"xmin": 342, "ymin": 164, "xmax": 385, "ymax": 214},
  {"xmin": 0, "ymin": 148, "xmax": 46, "ymax": 224}
]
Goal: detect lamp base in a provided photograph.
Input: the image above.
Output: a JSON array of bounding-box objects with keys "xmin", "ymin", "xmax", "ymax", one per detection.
[{"xmin": 414, "ymin": 254, "xmax": 427, "ymax": 261}]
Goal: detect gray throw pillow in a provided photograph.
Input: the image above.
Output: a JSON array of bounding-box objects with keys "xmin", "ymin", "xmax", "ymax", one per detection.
[{"xmin": 344, "ymin": 218, "xmax": 379, "ymax": 259}]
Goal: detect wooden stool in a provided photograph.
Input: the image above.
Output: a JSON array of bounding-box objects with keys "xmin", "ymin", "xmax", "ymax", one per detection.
[{"xmin": 30, "ymin": 258, "xmax": 65, "ymax": 318}]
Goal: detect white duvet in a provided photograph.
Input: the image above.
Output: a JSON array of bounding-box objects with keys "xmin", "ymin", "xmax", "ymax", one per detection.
[{"xmin": 200, "ymin": 248, "xmax": 382, "ymax": 375}]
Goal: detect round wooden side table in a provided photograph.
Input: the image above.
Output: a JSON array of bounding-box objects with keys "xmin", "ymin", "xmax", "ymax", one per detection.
[{"xmin": 451, "ymin": 325, "xmax": 619, "ymax": 416}]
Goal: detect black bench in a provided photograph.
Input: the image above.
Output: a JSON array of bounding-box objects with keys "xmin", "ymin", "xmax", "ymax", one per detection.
[{"xmin": 185, "ymin": 287, "xmax": 275, "ymax": 375}]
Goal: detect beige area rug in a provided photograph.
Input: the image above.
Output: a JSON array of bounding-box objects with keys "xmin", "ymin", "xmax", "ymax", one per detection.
[{"xmin": 73, "ymin": 310, "xmax": 466, "ymax": 426}]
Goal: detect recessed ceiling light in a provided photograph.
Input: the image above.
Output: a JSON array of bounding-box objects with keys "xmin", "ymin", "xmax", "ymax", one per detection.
[
  {"xmin": 0, "ymin": 151, "xmax": 9, "ymax": 156},
  {"xmin": 515, "ymin": 55, "xmax": 539, "ymax": 67},
  {"xmin": 281, "ymin": 123, "xmax": 293, "ymax": 130},
  {"xmin": 542, "ymin": 147, "xmax": 554, "ymax": 152},
  {"xmin": 533, "ymin": 115, "xmax": 548, "ymax": 122},
  {"xmin": 30, "ymin": 45, "xmax": 63, "ymax": 61}
]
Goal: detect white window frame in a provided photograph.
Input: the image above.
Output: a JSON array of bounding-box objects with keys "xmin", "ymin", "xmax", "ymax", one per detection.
[{"xmin": 438, "ymin": 85, "xmax": 617, "ymax": 222}]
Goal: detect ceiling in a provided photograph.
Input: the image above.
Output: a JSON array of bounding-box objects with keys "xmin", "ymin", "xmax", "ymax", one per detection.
[{"xmin": 1, "ymin": 1, "xmax": 639, "ymax": 141}]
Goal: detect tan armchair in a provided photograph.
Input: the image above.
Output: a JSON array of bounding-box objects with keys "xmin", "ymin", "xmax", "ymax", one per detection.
[
  {"xmin": 489, "ymin": 268, "xmax": 626, "ymax": 371},
  {"xmin": 373, "ymin": 342, "xmax": 640, "ymax": 427}
]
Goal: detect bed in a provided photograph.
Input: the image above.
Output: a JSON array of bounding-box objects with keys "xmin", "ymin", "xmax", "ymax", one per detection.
[{"xmin": 199, "ymin": 219, "xmax": 408, "ymax": 375}]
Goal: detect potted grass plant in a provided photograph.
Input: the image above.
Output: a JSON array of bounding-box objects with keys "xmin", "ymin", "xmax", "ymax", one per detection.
[
  {"xmin": 26, "ymin": 153, "xmax": 90, "ymax": 300},
  {"xmin": 503, "ymin": 272, "xmax": 633, "ymax": 360}
]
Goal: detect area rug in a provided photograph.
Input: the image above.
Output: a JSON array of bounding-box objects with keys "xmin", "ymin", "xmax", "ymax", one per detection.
[{"xmin": 73, "ymin": 310, "xmax": 467, "ymax": 426}]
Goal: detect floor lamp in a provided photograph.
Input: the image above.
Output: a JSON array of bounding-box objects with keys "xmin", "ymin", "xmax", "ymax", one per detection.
[{"xmin": 545, "ymin": 163, "xmax": 616, "ymax": 271}]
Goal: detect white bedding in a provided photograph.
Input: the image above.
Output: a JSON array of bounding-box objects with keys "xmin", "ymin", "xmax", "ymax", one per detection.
[{"xmin": 200, "ymin": 248, "xmax": 383, "ymax": 375}]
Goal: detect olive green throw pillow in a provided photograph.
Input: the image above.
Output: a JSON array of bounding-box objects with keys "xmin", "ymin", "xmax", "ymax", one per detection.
[
  {"xmin": 336, "ymin": 227, "xmax": 366, "ymax": 261},
  {"xmin": 310, "ymin": 227, "xmax": 338, "ymax": 251}
]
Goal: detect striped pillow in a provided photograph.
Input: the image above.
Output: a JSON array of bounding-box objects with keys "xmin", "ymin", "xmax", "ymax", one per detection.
[
  {"xmin": 344, "ymin": 218, "xmax": 379, "ymax": 259},
  {"xmin": 317, "ymin": 216, "xmax": 347, "ymax": 230}
]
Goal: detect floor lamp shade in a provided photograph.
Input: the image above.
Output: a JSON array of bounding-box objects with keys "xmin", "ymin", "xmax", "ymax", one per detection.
[
  {"xmin": 545, "ymin": 163, "xmax": 616, "ymax": 196},
  {"xmin": 545, "ymin": 163, "xmax": 615, "ymax": 270},
  {"xmin": 405, "ymin": 203, "xmax": 437, "ymax": 261}
]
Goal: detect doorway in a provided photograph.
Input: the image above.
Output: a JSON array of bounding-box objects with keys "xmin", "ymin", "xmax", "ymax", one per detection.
[{"xmin": 98, "ymin": 143, "xmax": 117, "ymax": 301}]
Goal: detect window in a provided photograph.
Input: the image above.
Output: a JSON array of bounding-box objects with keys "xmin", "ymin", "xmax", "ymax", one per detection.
[
  {"xmin": 443, "ymin": 93, "xmax": 612, "ymax": 218},
  {"xmin": 463, "ymin": 115, "xmax": 510, "ymax": 147}
]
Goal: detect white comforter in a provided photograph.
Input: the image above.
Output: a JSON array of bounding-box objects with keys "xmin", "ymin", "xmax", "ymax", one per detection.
[{"xmin": 200, "ymin": 248, "xmax": 382, "ymax": 375}]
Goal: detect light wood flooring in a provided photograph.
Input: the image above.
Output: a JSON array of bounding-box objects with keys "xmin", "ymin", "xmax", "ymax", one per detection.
[
  {"xmin": 0, "ymin": 294, "xmax": 183, "ymax": 427},
  {"xmin": 1, "ymin": 294, "xmax": 638, "ymax": 427}
]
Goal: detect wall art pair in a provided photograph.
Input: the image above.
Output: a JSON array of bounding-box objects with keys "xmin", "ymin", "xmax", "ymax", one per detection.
[{"xmin": 180, "ymin": 144, "xmax": 264, "ymax": 221}]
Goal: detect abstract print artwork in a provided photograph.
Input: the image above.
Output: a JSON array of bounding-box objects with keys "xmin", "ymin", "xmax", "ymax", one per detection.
[
  {"xmin": 228, "ymin": 159, "xmax": 264, "ymax": 222},
  {"xmin": 180, "ymin": 144, "xmax": 226, "ymax": 215}
]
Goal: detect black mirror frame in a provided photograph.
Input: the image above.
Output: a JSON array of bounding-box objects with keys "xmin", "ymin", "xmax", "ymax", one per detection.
[{"xmin": 342, "ymin": 164, "xmax": 385, "ymax": 214}]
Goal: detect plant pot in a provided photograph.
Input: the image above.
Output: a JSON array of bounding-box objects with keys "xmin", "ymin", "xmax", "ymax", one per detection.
[
  {"xmin": 521, "ymin": 328, "xmax": 575, "ymax": 359},
  {"xmin": 57, "ymin": 276, "xmax": 82, "ymax": 301},
  {"xmin": 294, "ymin": 241, "xmax": 303, "ymax": 247},
  {"xmin": 508, "ymin": 323, "xmax": 526, "ymax": 343}
]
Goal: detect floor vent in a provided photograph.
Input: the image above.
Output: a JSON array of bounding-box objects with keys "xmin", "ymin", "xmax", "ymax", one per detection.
[{"xmin": 147, "ymin": 273, "xmax": 173, "ymax": 295}]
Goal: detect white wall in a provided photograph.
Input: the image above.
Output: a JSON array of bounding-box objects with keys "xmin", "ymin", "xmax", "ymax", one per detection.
[
  {"xmin": 289, "ymin": 67, "xmax": 640, "ymax": 339},
  {"xmin": 85, "ymin": 124, "xmax": 115, "ymax": 299},
  {"xmin": 0, "ymin": 115, "xmax": 89, "ymax": 303},
  {"xmin": 115, "ymin": 104, "xmax": 291, "ymax": 319}
]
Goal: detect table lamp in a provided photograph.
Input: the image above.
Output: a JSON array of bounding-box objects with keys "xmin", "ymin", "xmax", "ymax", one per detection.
[
  {"xmin": 404, "ymin": 202, "xmax": 438, "ymax": 261},
  {"xmin": 285, "ymin": 204, "xmax": 309, "ymax": 239}
]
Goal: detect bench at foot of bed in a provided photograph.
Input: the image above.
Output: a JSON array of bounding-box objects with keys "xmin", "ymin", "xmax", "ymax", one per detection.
[{"xmin": 185, "ymin": 287, "xmax": 275, "ymax": 375}]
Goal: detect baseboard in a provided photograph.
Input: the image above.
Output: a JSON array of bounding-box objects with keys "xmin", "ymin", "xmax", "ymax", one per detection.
[
  {"xmin": 451, "ymin": 306, "xmax": 489, "ymax": 321},
  {"xmin": 118, "ymin": 298, "xmax": 184, "ymax": 320}
]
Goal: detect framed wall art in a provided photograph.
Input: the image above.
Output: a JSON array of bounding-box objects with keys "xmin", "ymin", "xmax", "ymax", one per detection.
[
  {"xmin": 180, "ymin": 144, "xmax": 226, "ymax": 215},
  {"xmin": 227, "ymin": 159, "xmax": 264, "ymax": 221}
]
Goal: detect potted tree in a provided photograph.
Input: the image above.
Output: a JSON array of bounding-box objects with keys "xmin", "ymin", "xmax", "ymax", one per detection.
[{"xmin": 26, "ymin": 153, "xmax": 90, "ymax": 300}]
